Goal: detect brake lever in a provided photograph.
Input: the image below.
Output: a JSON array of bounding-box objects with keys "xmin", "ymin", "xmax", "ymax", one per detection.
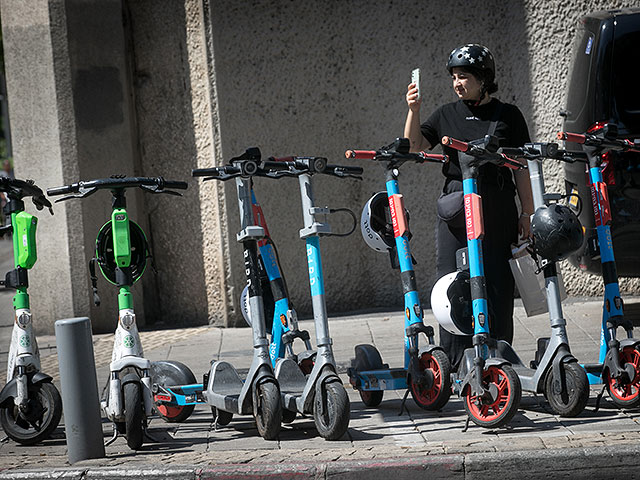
[
  {"xmin": 262, "ymin": 170, "xmax": 298, "ymax": 179},
  {"xmin": 32, "ymin": 197, "xmax": 54, "ymax": 215},
  {"xmin": 53, "ymin": 187, "xmax": 98, "ymax": 203},
  {"xmin": 138, "ymin": 184, "xmax": 183, "ymax": 196},
  {"xmin": 331, "ymin": 169, "xmax": 362, "ymax": 180}
]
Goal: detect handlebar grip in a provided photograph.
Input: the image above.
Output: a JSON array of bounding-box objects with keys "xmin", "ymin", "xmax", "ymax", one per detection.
[
  {"xmin": 441, "ymin": 136, "xmax": 468, "ymax": 152},
  {"xmin": 332, "ymin": 165, "xmax": 364, "ymax": 175},
  {"xmin": 557, "ymin": 131, "xmax": 586, "ymax": 144},
  {"xmin": 499, "ymin": 147, "xmax": 524, "ymax": 157},
  {"xmin": 162, "ymin": 180, "xmax": 188, "ymax": 190},
  {"xmin": 418, "ymin": 152, "xmax": 448, "ymax": 163},
  {"xmin": 47, "ymin": 185, "xmax": 76, "ymax": 196},
  {"xmin": 262, "ymin": 160, "xmax": 293, "ymax": 171},
  {"xmin": 345, "ymin": 150, "xmax": 376, "ymax": 160},
  {"xmin": 267, "ymin": 156, "xmax": 296, "ymax": 162},
  {"xmin": 192, "ymin": 168, "xmax": 218, "ymax": 177}
]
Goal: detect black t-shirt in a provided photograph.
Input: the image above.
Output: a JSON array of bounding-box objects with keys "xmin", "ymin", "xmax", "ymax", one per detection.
[{"xmin": 421, "ymin": 98, "xmax": 530, "ymax": 190}]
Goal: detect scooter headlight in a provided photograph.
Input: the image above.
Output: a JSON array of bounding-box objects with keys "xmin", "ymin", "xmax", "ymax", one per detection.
[
  {"xmin": 120, "ymin": 313, "xmax": 136, "ymax": 329},
  {"xmin": 17, "ymin": 312, "xmax": 31, "ymax": 328}
]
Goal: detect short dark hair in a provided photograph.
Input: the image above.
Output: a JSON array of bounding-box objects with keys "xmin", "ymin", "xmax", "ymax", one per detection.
[{"xmin": 456, "ymin": 66, "xmax": 499, "ymax": 95}]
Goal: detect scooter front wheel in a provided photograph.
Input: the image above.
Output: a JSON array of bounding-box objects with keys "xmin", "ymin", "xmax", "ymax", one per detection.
[
  {"xmin": 544, "ymin": 361, "xmax": 589, "ymax": 416},
  {"xmin": 605, "ymin": 346, "xmax": 640, "ymax": 408},
  {"xmin": 464, "ymin": 364, "xmax": 521, "ymax": 429},
  {"xmin": 0, "ymin": 381, "xmax": 62, "ymax": 445},
  {"xmin": 253, "ymin": 380, "xmax": 281, "ymax": 440},
  {"xmin": 408, "ymin": 349, "xmax": 452, "ymax": 411},
  {"xmin": 151, "ymin": 360, "xmax": 197, "ymax": 423},
  {"xmin": 124, "ymin": 381, "xmax": 144, "ymax": 450},
  {"xmin": 313, "ymin": 381, "xmax": 350, "ymax": 440}
]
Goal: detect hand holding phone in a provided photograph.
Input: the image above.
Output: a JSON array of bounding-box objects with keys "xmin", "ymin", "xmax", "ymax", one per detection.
[{"xmin": 411, "ymin": 68, "xmax": 421, "ymax": 101}]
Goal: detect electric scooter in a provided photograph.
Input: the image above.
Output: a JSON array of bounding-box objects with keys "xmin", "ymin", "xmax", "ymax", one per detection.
[
  {"xmin": 440, "ymin": 134, "xmax": 523, "ymax": 428},
  {"xmin": 265, "ymin": 153, "xmax": 361, "ymax": 440},
  {"xmin": 344, "ymin": 137, "xmax": 453, "ymax": 412},
  {"xmin": 191, "ymin": 148, "xmax": 284, "ymax": 440},
  {"xmin": 47, "ymin": 176, "xmax": 188, "ymax": 450},
  {"xmin": 0, "ymin": 177, "xmax": 62, "ymax": 445},
  {"xmin": 495, "ymin": 142, "xmax": 590, "ymax": 416},
  {"xmin": 151, "ymin": 184, "xmax": 307, "ymax": 426},
  {"xmin": 558, "ymin": 123, "xmax": 640, "ymax": 408},
  {"xmin": 155, "ymin": 154, "xmax": 354, "ymax": 439}
]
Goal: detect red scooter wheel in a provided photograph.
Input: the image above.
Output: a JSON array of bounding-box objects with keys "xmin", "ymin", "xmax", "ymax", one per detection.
[
  {"xmin": 605, "ymin": 346, "xmax": 640, "ymax": 408},
  {"xmin": 464, "ymin": 364, "xmax": 521, "ymax": 428},
  {"xmin": 408, "ymin": 349, "xmax": 452, "ymax": 410}
]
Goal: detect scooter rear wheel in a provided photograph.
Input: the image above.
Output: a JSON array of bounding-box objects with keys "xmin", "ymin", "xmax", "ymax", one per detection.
[
  {"xmin": 124, "ymin": 381, "xmax": 144, "ymax": 450},
  {"xmin": 544, "ymin": 361, "xmax": 589, "ymax": 416},
  {"xmin": 253, "ymin": 380, "xmax": 281, "ymax": 440},
  {"xmin": 408, "ymin": 349, "xmax": 452, "ymax": 411},
  {"xmin": 0, "ymin": 381, "xmax": 62, "ymax": 445},
  {"xmin": 605, "ymin": 346, "xmax": 640, "ymax": 408},
  {"xmin": 464, "ymin": 365, "xmax": 521, "ymax": 429},
  {"xmin": 211, "ymin": 407, "xmax": 233, "ymax": 426},
  {"xmin": 151, "ymin": 360, "xmax": 197, "ymax": 423},
  {"xmin": 313, "ymin": 381, "xmax": 350, "ymax": 440},
  {"xmin": 353, "ymin": 344, "xmax": 384, "ymax": 407}
]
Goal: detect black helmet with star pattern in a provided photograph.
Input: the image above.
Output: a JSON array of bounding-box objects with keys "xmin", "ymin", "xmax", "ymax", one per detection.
[{"xmin": 447, "ymin": 44, "xmax": 495, "ymax": 82}]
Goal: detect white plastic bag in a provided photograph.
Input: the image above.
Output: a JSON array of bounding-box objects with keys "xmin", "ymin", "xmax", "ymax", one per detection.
[{"xmin": 509, "ymin": 243, "xmax": 567, "ymax": 317}]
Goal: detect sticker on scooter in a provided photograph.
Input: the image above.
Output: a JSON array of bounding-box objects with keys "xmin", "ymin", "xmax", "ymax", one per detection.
[
  {"xmin": 464, "ymin": 193, "xmax": 484, "ymax": 240},
  {"xmin": 123, "ymin": 335, "xmax": 136, "ymax": 348},
  {"xmin": 389, "ymin": 194, "xmax": 408, "ymax": 238}
]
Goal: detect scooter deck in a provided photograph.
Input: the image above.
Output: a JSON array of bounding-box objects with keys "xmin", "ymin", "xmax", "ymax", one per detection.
[{"xmin": 350, "ymin": 367, "xmax": 407, "ymax": 391}]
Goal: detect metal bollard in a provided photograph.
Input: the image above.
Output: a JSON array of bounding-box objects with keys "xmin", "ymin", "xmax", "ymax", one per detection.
[{"xmin": 55, "ymin": 317, "xmax": 105, "ymax": 463}]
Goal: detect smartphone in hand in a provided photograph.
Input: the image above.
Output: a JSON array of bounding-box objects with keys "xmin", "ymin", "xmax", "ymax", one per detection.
[{"xmin": 411, "ymin": 68, "xmax": 421, "ymax": 100}]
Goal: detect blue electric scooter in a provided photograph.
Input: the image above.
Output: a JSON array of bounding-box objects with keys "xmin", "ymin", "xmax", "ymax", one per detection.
[
  {"xmin": 558, "ymin": 123, "xmax": 640, "ymax": 408},
  {"xmin": 344, "ymin": 137, "xmax": 453, "ymax": 412},
  {"xmin": 266, "ymin": 154, "xmax": 361, "ymax": 439},
  {"xmin": 441, "ymin": 134, "xmax": 523, "ymax": 428}
]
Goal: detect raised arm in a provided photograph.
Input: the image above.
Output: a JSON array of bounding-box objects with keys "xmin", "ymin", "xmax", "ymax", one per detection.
[{"xmin": 403, "ymin": 82, "xmax": 432, "ymax": 152}]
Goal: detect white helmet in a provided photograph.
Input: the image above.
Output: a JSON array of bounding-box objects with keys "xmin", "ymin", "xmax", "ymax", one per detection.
[
  {"xmin": 431, "ymin": 270, "xmax": 473, "ymax": 336},
  {"xmin": 361, "ymin": 192, "xmax": 394, "ymax": 252}
]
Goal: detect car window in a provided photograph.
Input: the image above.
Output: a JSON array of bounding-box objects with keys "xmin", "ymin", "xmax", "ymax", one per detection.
[
  {"xmin": 566, "ymin": 24, "xmax": 596, "ymax": 122},
  {"xmin": 612, "ymin": 15, "xmax": 640, "ymax": 135}
]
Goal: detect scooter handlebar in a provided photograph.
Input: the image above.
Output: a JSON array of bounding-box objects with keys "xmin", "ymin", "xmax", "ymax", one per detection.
[
  {"xmin": 557, "ymin": 131, "xmax": 586, "ymax": 144},
  {"xmin": 345, "ymin": 148, "xmax": 447, "ymax": 164},
  {"xmin": 344, "ymin": 150, "xmax": 376, "ymax": 160},
  {"xmin": 442, "ymin": 135, "xmax": 525, "ymax": 170},
  {"xmin": 441, "ymin": 136, "xmax": 469, "ymax": 152},
  {"xmin": 46, "ymin": 184, "xmax": 76, "ymax": 196}
]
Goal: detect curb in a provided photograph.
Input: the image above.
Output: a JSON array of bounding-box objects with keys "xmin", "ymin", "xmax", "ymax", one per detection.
[{"xmin": 3, "ymin": 444, "xmax": 640, "ymax": 479}]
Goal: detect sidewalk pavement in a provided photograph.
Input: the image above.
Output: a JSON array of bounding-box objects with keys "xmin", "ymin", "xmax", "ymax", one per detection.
[{"xmin": 1, "ymin": 287, "xmax": 640, "ymax": 479}]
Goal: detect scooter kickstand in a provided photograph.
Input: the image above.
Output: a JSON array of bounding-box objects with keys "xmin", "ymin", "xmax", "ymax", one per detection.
[
  {"xmin": 593, "ymin": 384, "xmax": 607, "ymax": 413},
  {"xmin": 104, "ymin": 425, "xmax": 119, "ymax": 447},
  {"xmin": 398, "ymin": 389, "xmax": 411, "ymax": 416},
  {"xmin": 462, "ymin": 415, "xmax": 471, "ymax": 433}
]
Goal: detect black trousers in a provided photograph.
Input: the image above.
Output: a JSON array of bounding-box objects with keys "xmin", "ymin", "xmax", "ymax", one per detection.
[{"xmin": 434, "ymin": 179, "xmax": 518, "ymax": 371}]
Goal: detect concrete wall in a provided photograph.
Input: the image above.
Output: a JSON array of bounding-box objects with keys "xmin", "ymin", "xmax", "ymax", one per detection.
[{"xmin": 1, "ymin": 0, "xmax": 637, "ymax": 332}]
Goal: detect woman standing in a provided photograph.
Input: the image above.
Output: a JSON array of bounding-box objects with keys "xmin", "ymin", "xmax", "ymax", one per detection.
[{"xmin": 404, "ymin": 44, "xmax": 534, "ymax": 370}]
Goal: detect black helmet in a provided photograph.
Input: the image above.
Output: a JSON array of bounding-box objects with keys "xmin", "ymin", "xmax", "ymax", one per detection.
[
  {"xmin": 531, "ymin": 204, "xmax": 584, "ymax": 262},
  {"xmin": 447, "ymin": 44, "xmax": 495, "ymax": 82},
  {"xmin": 95, "ymin": 220, "xmax": 149, "ymax": 284}
]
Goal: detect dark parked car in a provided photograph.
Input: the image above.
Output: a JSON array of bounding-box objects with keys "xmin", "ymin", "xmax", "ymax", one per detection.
[{"xmin": 562, "ymin": 7, "xmax": 640, "ymax": 277}]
